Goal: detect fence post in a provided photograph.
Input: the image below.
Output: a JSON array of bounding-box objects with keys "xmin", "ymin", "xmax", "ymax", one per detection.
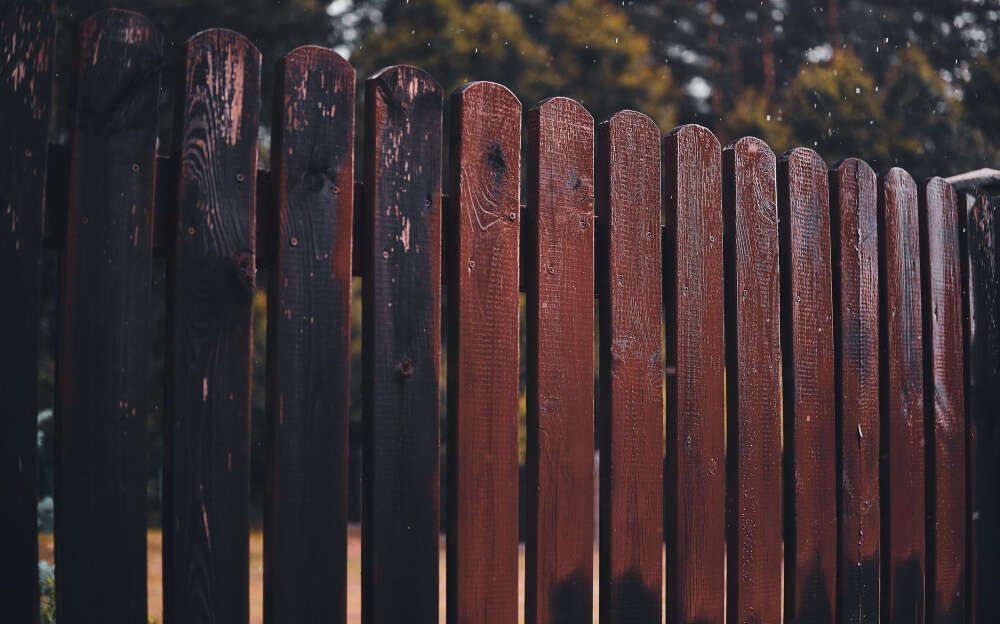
[
  {"xmin": 918, "ymin": 176, "xmax": 966, "ymax": 623},
  {"xmin": 264, "ymin": 45, "xmax": 355, "ymax": 623},
  {"xmin": 662, "ymin": 123, "xmax": 725, "ymax": 624},
  {"xmin": 952, "ymin": 170, "xmax": 1000, "ymax": 623},
  {"xmin": 524, "ymin": 96, "xmax": 595, "ymax": 624},
  {"xmin": 54, "ymin": 9, "xmax": 161, "ymax": 622},
  {"xmin": 596, "ymin": 110, "xmax": 663, "ymax": 624},
  {"xmin": 446, "ymin": 81, "xmax": 521, "ymax": 624},
  {"xmin": 877, "ymin": 167, "xmax": 926, "ymax": 622},
  {"xmin": 165, "ymin": 28, "xmax": 260, "ymax": 624},
  {"xmin": 722, "ymin": 136, "xmax": 782, "ymax": 624},
  {"xmin": 0, "ymin": 1, "xmax": 53, "ymax": 621},
  {"xmin": 362, "ymin": 63, "xmax": 442, "ymax": 624},
  {"xmin": 830, "ymin": 158, "xmax": 881, "ymax": 624}
]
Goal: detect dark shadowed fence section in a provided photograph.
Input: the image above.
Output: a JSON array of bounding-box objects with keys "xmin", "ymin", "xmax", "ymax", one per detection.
[{"xmin": 2, "ymin": 1, "xmax": 998, "ymax": 623}]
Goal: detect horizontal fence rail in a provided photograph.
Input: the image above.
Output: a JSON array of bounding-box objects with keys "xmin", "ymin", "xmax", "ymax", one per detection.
[{"xmin": 2, "ymin": 2, "xmax": 998, "ymax": 623}]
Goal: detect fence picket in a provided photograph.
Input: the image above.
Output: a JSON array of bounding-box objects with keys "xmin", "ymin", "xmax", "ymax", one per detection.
[
  {"xmin": 54, "ymin": 11, "xmax": 161, "ymax": 622},
  {"xmin": 956, "ymin": 181, "xmax": 1000, "ymax": 623},
  {"xmin": 878, "ymin": 167, "xmax": 926, "ymax": 622},
  {"xmin": 362, "ymin": 63, "xmax": 443, "ymax": 624},
  {"xmin": 165, "ymin": 28, "xmax": 260, "ymax": 624},
  {"xmin": 722, "ymin": 136, "xmax": 782, "ymax": 624},
  {"xmin": 778, "ymin": 148, "xmax": 837, "ymax": 623},
  {"xmin": 264, "ymin": 45, "xmax": 354, "ymax": 623},
  {"xmin": 0, "ymin": 1, "xmax": 53, "ymax": 621},
  {"xmin": 919, "ymin": 177, "xmax": 966, "ymax": 623},
  {"xmin": 524, "ymin": 96, "xmax": 595, "ymax": 624},
  {"xmin": 662, "ymin": 123, "xmax": 725, "ymax": 624},
  {"xmin": 830, "ymin": 158, "xmax": 881, "ymax": 624},
  {"xmin": 446, "ymin": 81, "xmax": 521, "ymax": 624},
  {"xmin": 596, "ymin": 110, "xmax": 663, "ymax": 624}
]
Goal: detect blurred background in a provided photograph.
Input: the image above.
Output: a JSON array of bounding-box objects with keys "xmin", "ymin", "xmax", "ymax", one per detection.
[{"xmin": 32, "ymin": 1, "xmax": 998, "ymax": 621}]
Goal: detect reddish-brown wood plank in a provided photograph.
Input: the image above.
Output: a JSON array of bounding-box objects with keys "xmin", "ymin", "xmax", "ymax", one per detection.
[
  {"xmin": 596, "ymin": 110, "xmax": 663, "ymax": 624},
  {"xmin": 722, "ymin": 136, "xmax": 782, "ymax": 624},
  {"xmin": 165, "ymin": 28, "xmax": 260, "ymax": 624},
  {"xmin": 778, "ymin": 147, "xmax": 837, "ymax": 623},
  {"xmin": 264, "ymin": 46, "xmax": 354, "ymax": 623},
  {"xmin": 918, "ymin": 177, "xmax": 966, "ymax": 624},
  {"xmin": 0, "ymin": 1, "xmax": 53, "ymax": 621},
  {"xmin": 830, "ymin": 158, "xmax": 881, "ymax": 624},
  {"xmin": 524, "ymin": 96, "xmax": 595, "ymax": 624},
  {"xmin": 957, "ymin": 180, "xmax": 1000, "ymax": 623},
  {"xmin": 54, "ymin": 10, "xmax": 161, "ymax": 622},
  {"xmin": 446, "ymin": 81, "xmax": 521, "ymax": 624},
  {"xmin": 877, "ymin": 167, "xmax": 925, "ymax": 623},
  {"xmin": 662, "ymin": 123, "xmax": 725, "ymax": 624},
  {"xmin": 363, "ymin": 64, "xmax": 443, "ymax": 624}
]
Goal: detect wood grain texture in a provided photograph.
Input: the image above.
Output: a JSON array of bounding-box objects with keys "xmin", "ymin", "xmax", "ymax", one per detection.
[
  {"xmin": 596, "ymin": 110, "xmax": 663, "ymax": 624},
  {"xmin": 778, "ymin": 147, "xmax": 836, "ymax": 624},
  {"xmin": 446, "ymin": 81, "xmax": 521, "ymax": 624},
  {"xmin": 0, "ymin": 1, "xmax": 52, "ymax": 621},
  {"xmin": 722, "ymin": 136, "xmax": 782, "ymax": 624},
  {"xmin": 524, "ymin": 96, "xmax": 595, "ymax": 624},
  {"xmin": 363, "ymin": 64, "xmax": 442, "ymax": 624},
  {"xmin": 264, "ymin": 45, "xmax": 354, "ymax": 624},
  {"xmin": 54, "ymin": 10, "xmax": 161, "ymax": 622},
  {"xmin": 830, "ymin": 158, "xmax": 880, "ymax": 624},
  {"xmin": 662, "ymin": 123, "xmax": 725, "ymax": 624},
  {"xmin": 165, "ymin": 28, "xmax": 260, "ymax": 624},
  {"xmin": 918, "ymin": 177, "xmax": 966, "ymax": 624},
  {"xmin": 877, "ymin": 167, "xmax": 925, "ymax": 624},
  {"xmin": 957, "ymin": 183, "xmax": 1000, "ymax": 624}
]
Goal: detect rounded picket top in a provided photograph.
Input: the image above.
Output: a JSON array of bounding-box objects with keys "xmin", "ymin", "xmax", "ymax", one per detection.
[
  {"xmin": 281, "ymin": 44, "xmax": 353, "ymax": 75},
  {"xmin": 451, "ymin": 80, "xmax": 522, "ymax": 121},
  {"xmin": 601, "ymin": 109, "xmax": 660, "ymax": 140},
  {"xmin": 779, "ymin": 146, "xmax": 826, "ymax": 170},
  {"xmin": 367, "ymin": 64, "xmax": 443, "ymax": 101},
  {"xmin": 924, "ymin": 175, "xmax": 955, "ymax": 198},
  {"xmin": 184, "ymin": 28, "xmax": 262, "ymax": 75},
  {"xmin": 530, "ymin": 95, "xmax": 593, "ymax": 122},
  {"xmin": 80, "ymin": 8, "xmax": 161, "ymax": 48},
  {"xmin": 724, "ymin": 135, "xmax": 776, "ymax": 162},
  {"xmin": 880, "ymin": 166, "xmax": 917, "ymax": 191},
  {"xmin": 665, "ymin": 123, "xmax": 721, "ymax": 151},
  {"xmin": 831, "ymin": 156, "xmax": 876, "ymax": 180}
]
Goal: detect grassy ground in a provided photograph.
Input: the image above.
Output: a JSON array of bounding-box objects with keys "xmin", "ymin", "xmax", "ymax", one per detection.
[{"xmin": 40, "ymin": 527, "xmax": 609, "ymax": 622}]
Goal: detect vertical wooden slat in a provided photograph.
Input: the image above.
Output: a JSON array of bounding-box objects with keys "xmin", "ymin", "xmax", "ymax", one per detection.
[
  {"xmin": 0, "ymin": 1, "xmax": 53, "ymax": 621},
  {"xmin": 722, "ymin": 136, "xmax": 782, "ymax": 624},
  {"xmin": 830, "ymin": 158, "xmax": 880, "ymax": 624},
  {"xmin": 877, "ymin": 167, "xmax": 925, "ymax": 623},
  {"xmin": 524, "ymin": 96, "xmax": 595, "ymax": 624},
  {"xmin": 362, "ymin": 64, "xmax": 443, "ymax": 624},
  {"xmin": 265, "ymin": 45, "xmax": 354, "ymax": 623},
  {"xmin": 662, "ymin": 123, "xmax": 725, "ymax": 624},
  {"xmin": 596, "ymin": 110, "xmax": 663, "ymax": 624},
  {"xmin": 165, "ymin": 28, "xmax": 260, "ymax": 624},
  {"xmin": 778, "ymin": 147, "xmax": 837, "ymax": 623},
  {"xmin": 918, "ymin": 177, "xmax": 966, "ymax": 624},
  {"xmin": 446, "ymin": 80, "xmax": 521, "ymax": 624},
  {"xmin": 958, "ymin": 182, "xmax": 1000, "ymax": 624},
  {"xmin": 54, "ymin": 10, "xmax": 161, "ymax": 622}
]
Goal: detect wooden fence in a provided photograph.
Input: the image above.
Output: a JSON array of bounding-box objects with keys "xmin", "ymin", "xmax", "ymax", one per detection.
[{"xmin": 1, "ymin": 2, "xmax": 998, "ymax": 623}]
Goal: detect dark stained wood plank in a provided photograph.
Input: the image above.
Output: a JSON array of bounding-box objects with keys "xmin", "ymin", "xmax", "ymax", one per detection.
[
  {"xmin": 0, "ymin": 1, "xmax": 53, "ymax": 621},
  {"xmin": 53, "ymin": 10, "xmax": 161, "ymax": 622},
  {"xmin": 957, "ymin": 181, "xmax": 1000, "ymax": 624},
  {"xmin": 596, "ymin": 110, "xmax": 663, "ymax": 624},
  {"xmin": 830, "ymin": 158, "xmax": 880, "ymax": 624},
  {"xmin": 524, "ymin": 96, "xmax": 595, "ymax": 624},
  {"xmin": 446, "ymin": 80, "xmax": 521, "ymax": 624},
  {"xmin": 164, "ymin": 28, "xmax": 260, "ymax": 624},
  {"xmin": 778, "ymin": 147, "xmax": 837, "ymax": 624},
  {"xmin": 918, "ymin": 177, "xmax": 966, "ymax": 624},
  {"xmin": 877, "ymin": 167, "xmax": 925, "ymax": 623},
  {"xmin": 722, "ymin": 136, "xmax": 782, "ymax": 624},
  {"xmin": 662, "ymin": 123, "xmax": 725, "ymax": 624},
  {"xmin": 362, "ymin": 64, "xmax": 443, "ymax": 624},
  {"xmin": 264, "ymin": 45, "xmax": 354, "ymax": 624}
]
